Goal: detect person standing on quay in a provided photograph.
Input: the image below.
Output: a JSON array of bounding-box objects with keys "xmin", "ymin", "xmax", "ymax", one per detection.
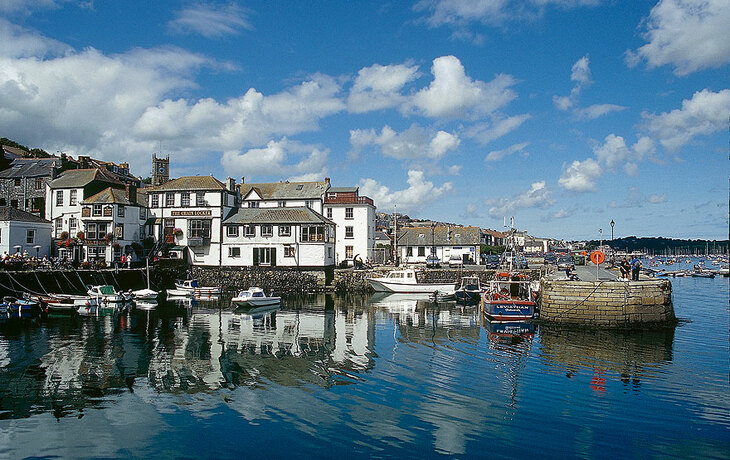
[{"xmin": 630, "ymin": 257, "xmax": 642, "ymax": 281}]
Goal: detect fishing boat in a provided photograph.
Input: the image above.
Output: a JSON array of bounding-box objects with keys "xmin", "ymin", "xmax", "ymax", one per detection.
[
  {"xmin": 454, "ymin": 276, "xmax": 482, "ymax": 304},
  {"xmin": 1, "ymin": 296, "xmax": 40, "ymax": 313},
  {"xmin": 367, "ymin": 268, "xmax": 456, "ymax": 293},
  {"xmin": 132, "ymin": 259, "xmax": 159, "ymax": 300},
  {"xmin": 481, "ymin": 272, "xmax": 536, "ymax": 321},
  {"xmin": 174, "ymin": 279, "xmax": 222, "ymax": 295},
  {"xmin": 87, "ymin": 285, "xmax": 125, "ymax": 302},
  {"xmin": 231, "ymin": 287, "xmax": 281, "ymax": 308},
  {"xmin": 42, "ymin": 294, "xmax": 98, "ymax": 313}
]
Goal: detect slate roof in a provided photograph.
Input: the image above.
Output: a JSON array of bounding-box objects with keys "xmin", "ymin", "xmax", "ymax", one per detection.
[
  {"xmin": 1, "ymin": 145, "xmax": 28, "ymax": 159},
  {"xmin": 0, "ymin": 158, "xmax": 61, "ymax": 178},
  {"xmin": 82, "ymin": 187, "xmax": 146, "ymax": 206},
  {"xmin": 223, "ymin": 207, "xmax": 333, "ymax": 225},
  {"xmin": 49, "ymin": 168, "xmax": 123, "ymax": 189},
  {"xmin": 397, "ymin": 226, "xmax": 480, "ymax": 246},
  {"xmin": 145, "ymin": 175, "xmax": 227, "ymax": 192},
  {"xmin": 327, "ymin": 186, "xmax": 358, "ymax": 193},
  {"xmin": 0, "ymin": 206, "xmax": 51, "ymax": 224},
  {"xmin": 240, "ymin": 181, "xmax": 328, "ymax": 200}
]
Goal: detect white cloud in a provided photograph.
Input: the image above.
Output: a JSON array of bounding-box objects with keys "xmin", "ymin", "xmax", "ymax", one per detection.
[
  {"xmin": 359, "ymin": 170, "xmax": 453, "ymax": 215},
  {"xmin": 447, "ymin": 165, "xmax": 462, "ymax": 175},
  {"xmin": 485, "ymin": 142, "xmax": 529, "ymax": 162},
  {"xmin": 168, "ymin": 3, "xmax": 253, "ymax": 38},
  {"xmin": 415, "ymin": 0, "xmax": 600, "ymax": 28},
  {"xmin": 349, "ymin": 124, "xmax": 460, "ymax": 160},
  {"xmin": 643, "ymin": 88, "xmax": 730, "ymax": 151},
  {"xmin": 575, "ymin": 103, "xmax": 626, "ymax": 119},
  {"xmin": 410, "ymin": 55, "xmax": 517, "ymax": 119},
  {"xmin": 551, "ymin": 208, "xmax": 573, "ymax": 219},
  {"xmin": 553, "ymin": 55, "xmax": 626, "ymax": 119},
  {"xmin": 627, "ymin": 0, "xmax": 730, "ymax": 76},
  {"xmin": 220, "ymin": 138, "xmax": 328, "ymax": 180},
  {"xmin": 558, "ymin": 158, "xmax": 601, "ymax": 192},
  {"xmin": 461, "ymin": 203, "xmax": 480, "ymax": 219},
  {"xmin": 0, "ymin": 0, "xmax": 59, "ymax": 14},
  {"xmin": 593, "ymin": 134, "xmax": 630, "ymax": 170},
  {"xmin": 464, "ymin": 114, "xmax": 531, "ymax": 144},
  {"xmin": 347, "ymin": 62, "xmax": 419, "ymax": 113},
  {"xmin": 487, "ymin": 181, "xmax": 553, "ymax": 217},
  {"xmin": 0, "ymin": 19, "xmax": 70, "ymax": 58},
  {"xmin": 0, "ymin": 22, "xmax": 346, "ymax": 175},
  {"xmin": 646, "ymin": 193, "xmax": 666, "ymax": 204},
  {"xmin": 570, "ymin": 55, "xmax": 591, "ymax": 85}
]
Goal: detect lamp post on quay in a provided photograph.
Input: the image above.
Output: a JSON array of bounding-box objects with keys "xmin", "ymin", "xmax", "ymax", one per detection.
[{"xmin": 610, "ymin": 219, "xmax": 615, "ymax": 241}]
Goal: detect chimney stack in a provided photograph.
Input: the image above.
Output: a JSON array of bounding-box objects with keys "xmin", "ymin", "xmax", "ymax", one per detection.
[
  {"xmin": 227, "ymin": 177, "xmax": 235, "ymax": 191},
  {"xmin": 241, "ymin": 176, "xmax": 245, "ymax": 184},
  {"xmin": 126, "ymin": 184, "xmax": 137, "ymax": 203},
  {"xmin": 325, "ymin": 177, "xmax": 330, "ymax": 184}
]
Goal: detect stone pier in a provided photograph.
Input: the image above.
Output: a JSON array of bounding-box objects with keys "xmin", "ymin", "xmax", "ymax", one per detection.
[{"xmin": 539, "ymin": 279, "xmax": 675, "ymax": 328}]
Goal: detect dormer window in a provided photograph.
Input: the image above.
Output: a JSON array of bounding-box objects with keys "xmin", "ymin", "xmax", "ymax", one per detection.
[{"xmin": 296, "ymin": 184, "xmax": 303, "ymax": 190}]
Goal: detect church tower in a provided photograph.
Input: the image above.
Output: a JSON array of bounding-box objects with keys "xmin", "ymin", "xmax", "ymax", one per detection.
[{"xmin": 151, "ymin": 154, "xmax": 169, "ymax": 186}]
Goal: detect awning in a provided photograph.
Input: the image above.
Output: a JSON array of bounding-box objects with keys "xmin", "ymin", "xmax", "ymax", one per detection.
[
  {"xmin": 170, "ymin": 246, "xmax": 186, "ymax": 251},
  {"xmin": 144, "ymin": 217, "xmax": 162, "ymax": 225}
]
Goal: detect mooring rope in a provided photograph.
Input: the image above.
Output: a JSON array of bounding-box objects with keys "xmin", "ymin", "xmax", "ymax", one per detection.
[
  {"xmin": 33, "ymin": 271, "xmax": 49, "ymax": 295},
  {"xmin": 549, "ymin": 280, "xmax": 607, "ymax": 319}
]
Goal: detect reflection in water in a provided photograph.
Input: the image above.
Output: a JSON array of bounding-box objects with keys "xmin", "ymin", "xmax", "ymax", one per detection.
[
  {"xmin": 1, "ymin": 285, "xmax": 726, "ymax": 459},
  {"xmin": 538, "ymin": 324, "xmax": 675, "ymax": 388}
]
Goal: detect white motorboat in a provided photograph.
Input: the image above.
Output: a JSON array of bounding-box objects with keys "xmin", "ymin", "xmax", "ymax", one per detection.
[
  {"xmin": 231, "ymin": 287, "xmax": 281, "ymax": 308},
  {"xmin": 367, "ymin": 268, "xmax": 456, "ymax": 293},
  {"xmin": 174, "ymin": 279, "xmax": 221, "ymax": 295},
  {"xmin": 87, "ymin": 285, "xmax": 125, "ymax": 302},
  {"xmin": 135, "ymin": 300, "xmax": 158, "ymax": 310}
]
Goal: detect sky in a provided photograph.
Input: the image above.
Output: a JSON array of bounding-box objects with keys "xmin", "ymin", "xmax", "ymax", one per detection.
[{"xmin": 0, "ymin": 0, "xmax": 728, "ymax": 240}]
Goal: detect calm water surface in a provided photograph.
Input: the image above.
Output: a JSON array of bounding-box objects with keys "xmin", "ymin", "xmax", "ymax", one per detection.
[{"xmin": 0, "ymin": 264, "xmax": 727, "ymax": 458}]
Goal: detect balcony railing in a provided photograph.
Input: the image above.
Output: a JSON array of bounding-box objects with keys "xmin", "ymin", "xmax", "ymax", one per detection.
[{"xmin": 324, "ymin": 196, "xmax": 374, "ymax": 205}]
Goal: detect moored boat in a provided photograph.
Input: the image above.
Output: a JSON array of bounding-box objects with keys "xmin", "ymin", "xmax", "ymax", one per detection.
[
  {"xmin": 454, "ymin": 276, "xmax": 482, "ymax": 304},
  {"xmin": 174, "ymin": 279, "xmax": 222, "ymax": 295},
  {"xmin": 87, "ymin": 285, "xmax": 125, "ymax": 302},
  {"xmin": 481, "ymin": 272, "xmax": 536, "ymax": 321},
  {"xmin": 367, "ymin": 268, "xmax": 456, "ymax": 293},
  {"xmin": 231, "ymin": 287, "xmax": 281, "ymax": 308}
]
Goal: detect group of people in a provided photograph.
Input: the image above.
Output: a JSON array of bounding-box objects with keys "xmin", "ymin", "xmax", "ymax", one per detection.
[
  {"xmin": 619, "ymin": 257, "xmax": 642, "ymax": 281},
  {"xmin": 2, "ymin": 251, "xmax": 54, "ymax": 269}
]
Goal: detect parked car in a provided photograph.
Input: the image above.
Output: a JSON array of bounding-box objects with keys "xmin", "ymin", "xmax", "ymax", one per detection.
[
  {"xmin": 426, "ymin": 255, "xmax": 440, "ymax": 268},
  {"xmin": 543, "ymin": 252, "xmax": 557, "ymax": 264},
  {"xmin": 557, "ymin": 255, "xmax": 575, "ymax": 271},
  {"xmin": 485, "ymin": 254, "xmax": 501, "ymax": 269},
  {"xmin": 448, "ymin": 255, "xmax": 464, "ymax": 267},
  {"xmin": 515, "ymin": 255, "xmax": 529, "ymax": 269}
]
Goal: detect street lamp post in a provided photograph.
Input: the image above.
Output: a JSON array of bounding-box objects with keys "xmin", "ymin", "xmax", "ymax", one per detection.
[
  {"xmin": 610, "ymin": 219, "xmax": 615, "ymax": 241},
  {"xmin": 431, "ymin": 223, "xmax": 436, "ymax": 261},
  {"xmin": 599, "ymin": 228, "xmax": 603, "ymax": 249}
]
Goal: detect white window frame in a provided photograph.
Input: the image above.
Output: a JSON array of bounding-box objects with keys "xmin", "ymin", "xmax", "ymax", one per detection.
[
  {"xmin": 228, "ymin": 247, "xmax": 241, "ymax": 258},
  {"xmin": 279, "ymin": 225, "xmax": 291, "ymax": 237},
  {"xmin": 261, "ymin": 225, "xmax": 273, "ymax": 237},
  {"xmin": 226, "ymin": 225, "xmax": 239, "ymax": 237},
  {"xmin": 345, "ymin": 207, "xmax": 353, "ymax": 219}
]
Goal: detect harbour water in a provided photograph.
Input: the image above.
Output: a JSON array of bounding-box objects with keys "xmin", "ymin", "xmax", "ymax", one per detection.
[{"xmin": 0, "ymin": 263, "xmax": 727, "ymax": 458}]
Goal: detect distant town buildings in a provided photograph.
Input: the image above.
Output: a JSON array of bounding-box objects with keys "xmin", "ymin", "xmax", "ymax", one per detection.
[{"xmin": 0, "ymin": 142, "xmax": 576, "ymax": 267}]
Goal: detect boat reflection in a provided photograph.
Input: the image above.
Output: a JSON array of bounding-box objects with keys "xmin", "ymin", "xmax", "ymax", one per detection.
[{"xmin": 483, "ymin": 319, "xmax": 535, "ymax": 346}]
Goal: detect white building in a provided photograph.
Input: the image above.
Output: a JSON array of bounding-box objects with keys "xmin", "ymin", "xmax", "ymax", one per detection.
[
  {"xmin": 221, "ymin": 207, "xmax": 335, "ymax": 268},
  {"xmin": 45, "ymin": 168, "xmax": 126, "ymax": 261},
  {"xmin": 397, "ymin": 226, "xmax": 481, "ymax": 265},
  {"xmin": 79, "ymin": 186, "xmax": 147, "ymax": 265},
  {"xmin": 146, "ymin": 176, "xmax": 238, "ymax": 266},
  {"xmin": 0, "ymin": 207, "xmax": 52, "ymax": 258},
  {"xmin": 323, "ymin": 187, "xmax": 376, "ymax": 264}
]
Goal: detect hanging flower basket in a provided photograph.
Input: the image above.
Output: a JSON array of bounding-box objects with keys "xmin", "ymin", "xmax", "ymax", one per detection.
[
  {"xmin": 76, "ymin": 231, "xmax": 85, "ymax": 240},
  {"xmin": 174, "ymin": 228, "xmax": 183, "ymax": 237},
  {"xmin": 60, "ymin": 231, "xmax": 69, "ymax": 240},
  {"xmin": 104, "ymin": 232, "xmax": 114, "ymax": 244}
]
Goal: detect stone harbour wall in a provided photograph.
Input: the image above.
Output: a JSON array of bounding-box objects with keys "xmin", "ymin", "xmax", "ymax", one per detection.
[
  {"xmin": 539, "ymin": 279, "xmax": 675, "ymax": 328},
  {"xmin": 191, "ymin": 266, "xmax": 329, "ymax": 294}
]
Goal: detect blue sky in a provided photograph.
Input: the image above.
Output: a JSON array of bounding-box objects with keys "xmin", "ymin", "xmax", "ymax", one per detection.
[{"xmin": 1, "ymin": 0, "xmax": 728, "ymax": 240}]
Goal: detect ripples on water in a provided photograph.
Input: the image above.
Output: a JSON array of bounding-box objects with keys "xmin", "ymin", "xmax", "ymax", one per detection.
[{"xmin": 0, "ymin": 265, "xmax": 728, "ymax": 458}]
